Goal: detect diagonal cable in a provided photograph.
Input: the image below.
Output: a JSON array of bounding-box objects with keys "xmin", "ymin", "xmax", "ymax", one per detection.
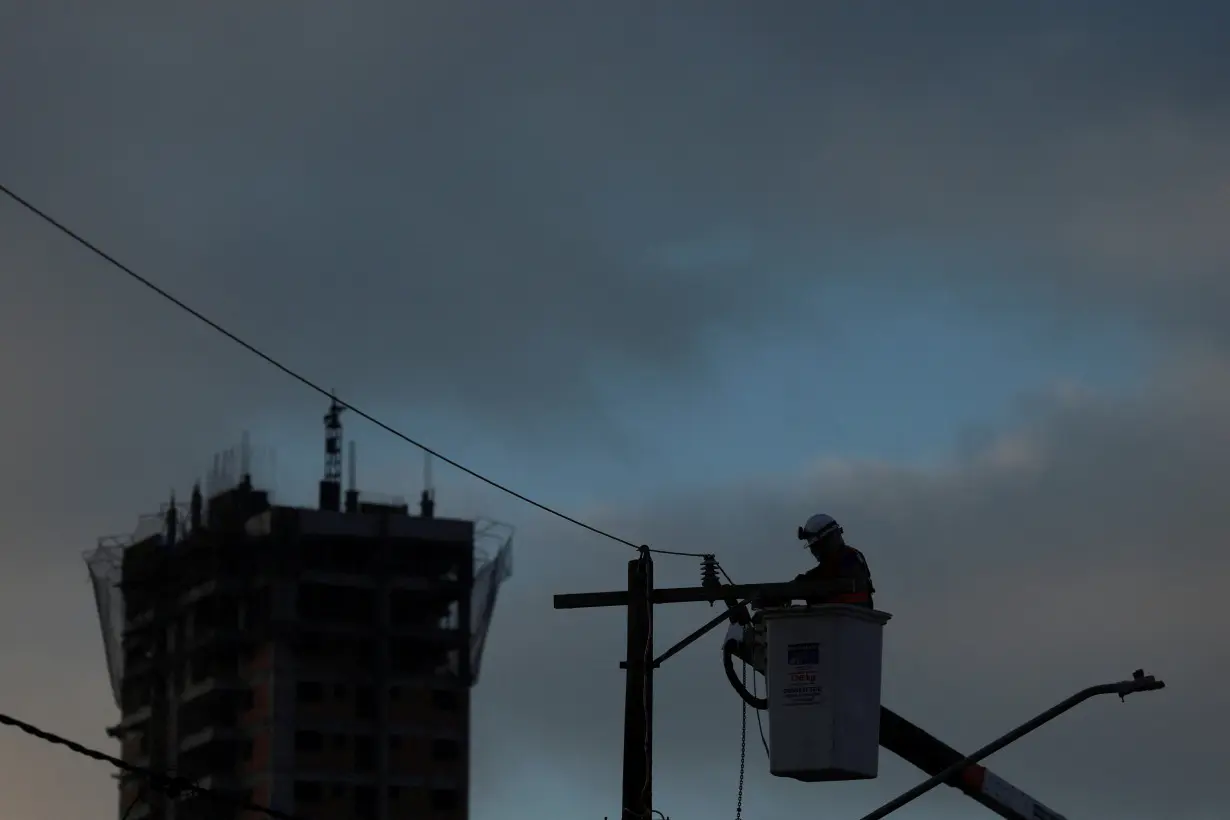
[{"xmin": 0, "ymin": 181, "xmax": 707, "ymax": 559}]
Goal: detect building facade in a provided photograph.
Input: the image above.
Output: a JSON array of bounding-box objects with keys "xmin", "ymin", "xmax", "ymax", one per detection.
[{"xmin": 88, "ymin": 424, "xmax": 512, "ymax": 820}]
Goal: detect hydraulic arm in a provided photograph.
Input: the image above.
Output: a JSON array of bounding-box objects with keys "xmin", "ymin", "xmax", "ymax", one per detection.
[{"xmin": 878, "ymin": 708, "xmax": 1068, "ymax": 820}]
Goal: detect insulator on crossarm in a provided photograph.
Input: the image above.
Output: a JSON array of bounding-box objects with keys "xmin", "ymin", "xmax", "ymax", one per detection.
[{"xmin": 700, "ymin": 554, "xmax": 721, "ymax": 605}]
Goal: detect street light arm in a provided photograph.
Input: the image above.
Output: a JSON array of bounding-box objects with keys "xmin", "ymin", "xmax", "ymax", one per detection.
[{"xmin": 856, "ymin": 670, "xmax": 1167, "ymax": 820}]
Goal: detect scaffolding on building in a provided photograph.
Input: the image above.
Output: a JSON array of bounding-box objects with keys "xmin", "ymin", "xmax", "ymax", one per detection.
[{"xmin": 84, "ymin": 437, "xmax": 515, "ymax": 707}]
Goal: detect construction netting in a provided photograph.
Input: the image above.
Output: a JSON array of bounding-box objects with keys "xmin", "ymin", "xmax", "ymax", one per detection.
[
  {"xmin": 86, "ymin": 511, "xmax": 174, "ymax": 706},
  {"xmin": 471, "ymin": 521, "xmax": 515, "ymax": 683},
  {"xmin": 86, "ymin": 509, "xmax": 514, "ymax": 706}
]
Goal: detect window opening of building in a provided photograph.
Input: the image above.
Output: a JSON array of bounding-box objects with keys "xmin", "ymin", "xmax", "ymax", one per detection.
[{"xmin": 296, "ymin": 681, "xmax": 324, "ymax": 703}]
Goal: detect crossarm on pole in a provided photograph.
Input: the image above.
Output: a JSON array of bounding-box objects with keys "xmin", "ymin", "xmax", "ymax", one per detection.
[{"xmin": 554, "ymin": 579, "xmax": 854, "ymax": 610}]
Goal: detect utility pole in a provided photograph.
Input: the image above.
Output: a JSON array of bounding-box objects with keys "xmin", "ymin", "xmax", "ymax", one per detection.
[
  {"xmin": 554, "ymin": 551, "xmax": 851, "ymax": 820},
  {"xmin": 622, "ymin": 550, "xmax": 653, "ymax": 820}
]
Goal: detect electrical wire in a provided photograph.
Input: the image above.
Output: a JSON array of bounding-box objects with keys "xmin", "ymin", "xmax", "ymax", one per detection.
[
  {"xmin": 750, "ymin": 662, "xmax": 769, "ymax": 758},
  {"xmin": 0, "ymin": 181, "xmax": 708, "ymax": 560},
  {"xmin": 119, "ymin": 786, "xmax": 142, "ymax": 816},
  {"xmin": 718, "ymin": 560, "xmax": 771, "ymax": 762},
  {"xmin": 120, "ymin": 784, "xmax": 146, "ymax": 820},
  {"xmin": 735, "ymin": 660, "xmax": 748, "ymax": 820},
  {"xmin": 0, "ymin": 711, "xmax": 301, "ymax": 820},
  {"xmin": 729, "ymin": 553, "xmax": 755, "ymax": 820}
]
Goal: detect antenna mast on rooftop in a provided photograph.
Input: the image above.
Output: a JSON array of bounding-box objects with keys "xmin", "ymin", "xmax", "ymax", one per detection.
[
  {"xmin": 324, "ymin": 394, "xmax": 344, "ymax": 483},
  {"xmin": 420, "ymin": 452, "xmax": 436, "ymax": 518},
  {"xmin": 319, "ymin": 393, "xmax": 345, "ymax": 511},
  {"xmin": 240, "ymin": 430, "xmax": 252, "ymax": 488}
]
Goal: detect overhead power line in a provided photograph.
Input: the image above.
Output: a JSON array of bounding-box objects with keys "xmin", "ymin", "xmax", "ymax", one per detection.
[
  {"xmin": 0, "ymin": 181, "xmax": 706, "ymax": 559},
  {"xmin": 120, "ymin": 786, "xmax": 146, "ymax": 820},
  {"xmin": 0, "ymin": 711, "xmax": 301, "ymax": 820}
]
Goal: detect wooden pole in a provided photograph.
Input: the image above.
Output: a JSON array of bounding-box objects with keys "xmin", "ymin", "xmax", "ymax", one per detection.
[{"xmin": 621, "ymin": 552, "xmax": 654, "ymax": 820}]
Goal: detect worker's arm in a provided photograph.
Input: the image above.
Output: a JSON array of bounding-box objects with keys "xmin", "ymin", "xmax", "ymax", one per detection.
[{"xmin": 750, "ymin": 566, "xmax": 853, "ymax": 609}]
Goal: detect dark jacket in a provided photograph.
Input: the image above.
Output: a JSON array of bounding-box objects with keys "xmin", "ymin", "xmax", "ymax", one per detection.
[{"xmin": 794, "ymin": 544, "xmax": 875, "ymax": 607}]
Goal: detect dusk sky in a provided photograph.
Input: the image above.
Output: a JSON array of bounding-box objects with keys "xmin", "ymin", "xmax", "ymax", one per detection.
[{"xmin": 1, "ymin": 2, "xmax": 1226, "ymax": 819}]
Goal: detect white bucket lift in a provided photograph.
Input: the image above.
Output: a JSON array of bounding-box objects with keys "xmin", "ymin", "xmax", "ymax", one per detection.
[{"xmin": 728, "ymin": 604, "xmax": 892, "ymax": 782}]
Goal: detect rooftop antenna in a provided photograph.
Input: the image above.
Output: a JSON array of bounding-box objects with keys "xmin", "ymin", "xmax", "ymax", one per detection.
[
  {"xmin": 419, "ymin": 451, "xmax": 436, "ymax": 518},
  {"xmin": 190, "ymin": 482, "xmax": 203, "ymax": 532},
  {"xmin": 319, "ymin": 392, "xmax": 345, "ymax": 511},
  {"xmin": 240, "ymin": 430, "xmax": 252, "ymax": 489},
  {"xmin": 164, "ymin": 490, "xmax": 178, "ymax": 546}
]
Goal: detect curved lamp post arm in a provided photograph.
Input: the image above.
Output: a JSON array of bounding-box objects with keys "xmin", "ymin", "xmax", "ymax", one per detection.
[{"xmin": 857, "ymin": 669, "xmax": 1166, "ymax": 820}]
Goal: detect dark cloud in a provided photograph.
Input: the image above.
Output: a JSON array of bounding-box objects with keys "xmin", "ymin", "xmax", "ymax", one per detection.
[{"xmin": 3, "ymin": 2, "xmax": 1230, "ymax": 438}]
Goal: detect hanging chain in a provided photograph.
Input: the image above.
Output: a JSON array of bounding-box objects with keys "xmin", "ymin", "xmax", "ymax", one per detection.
[{"xmin": 736, "ymin": 660, "xmax": 749, "ymax": 820}]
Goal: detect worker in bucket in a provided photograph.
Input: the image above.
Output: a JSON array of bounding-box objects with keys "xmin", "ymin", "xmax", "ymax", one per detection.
[
  {"xmin": 721, "ymin": 512, "xmax": 876, "ymax": 702},
  {"xmin": 759, "ymin": 513, "xmax": 875, "ymax": 608},
  {"xmin": 798, "ymin": 513, "xmax": 875, "ymax": 606}
]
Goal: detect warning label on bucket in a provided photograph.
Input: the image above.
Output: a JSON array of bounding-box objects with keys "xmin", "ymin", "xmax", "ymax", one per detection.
[
  {"xmin": 780, "ymin": 683, "xmax": 823, "ymax": 705},
  {"xmin": 787, "ymin": 642, "xmax": 819, "ymax": 666},
  {"xmin": 782, "ymin": 642, "xmax": 822, "ymax": 706}
]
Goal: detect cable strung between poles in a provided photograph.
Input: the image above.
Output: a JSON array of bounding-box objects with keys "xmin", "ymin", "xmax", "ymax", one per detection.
[
  {"xmin": 0, "ymin": 711, "xmax": 302, "ymax": 820},
  {"xmin": 0, "ymin": 181, "xmax": 707, "ymax": 559}
]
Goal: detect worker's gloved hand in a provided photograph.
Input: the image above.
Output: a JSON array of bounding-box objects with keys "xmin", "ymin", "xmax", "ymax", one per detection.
[{"xmin": 727, "ymin": 604, "xmax": 751, "ymax": 626}]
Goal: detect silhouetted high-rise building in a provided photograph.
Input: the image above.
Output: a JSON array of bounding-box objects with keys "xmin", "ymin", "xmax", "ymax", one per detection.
[{"xmin": 86, "ymin": 409, "xmax": 513, "ymax": 820}]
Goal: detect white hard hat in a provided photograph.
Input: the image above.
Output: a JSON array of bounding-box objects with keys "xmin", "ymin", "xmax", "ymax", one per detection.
[{"xmin": 798, "ymin": 513, "xmax": 842, "ymax": 546}]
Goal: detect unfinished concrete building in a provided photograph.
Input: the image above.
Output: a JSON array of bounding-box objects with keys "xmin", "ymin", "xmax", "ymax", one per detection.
[{"xmin": 86, "ymin": 401, "xmax": 513, "ymax": 820}]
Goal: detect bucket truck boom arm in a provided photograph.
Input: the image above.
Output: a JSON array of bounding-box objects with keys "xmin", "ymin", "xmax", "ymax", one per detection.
[{"xmin": 878, "ymin": 709, "xmax": 1069, "ymax": 820}]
